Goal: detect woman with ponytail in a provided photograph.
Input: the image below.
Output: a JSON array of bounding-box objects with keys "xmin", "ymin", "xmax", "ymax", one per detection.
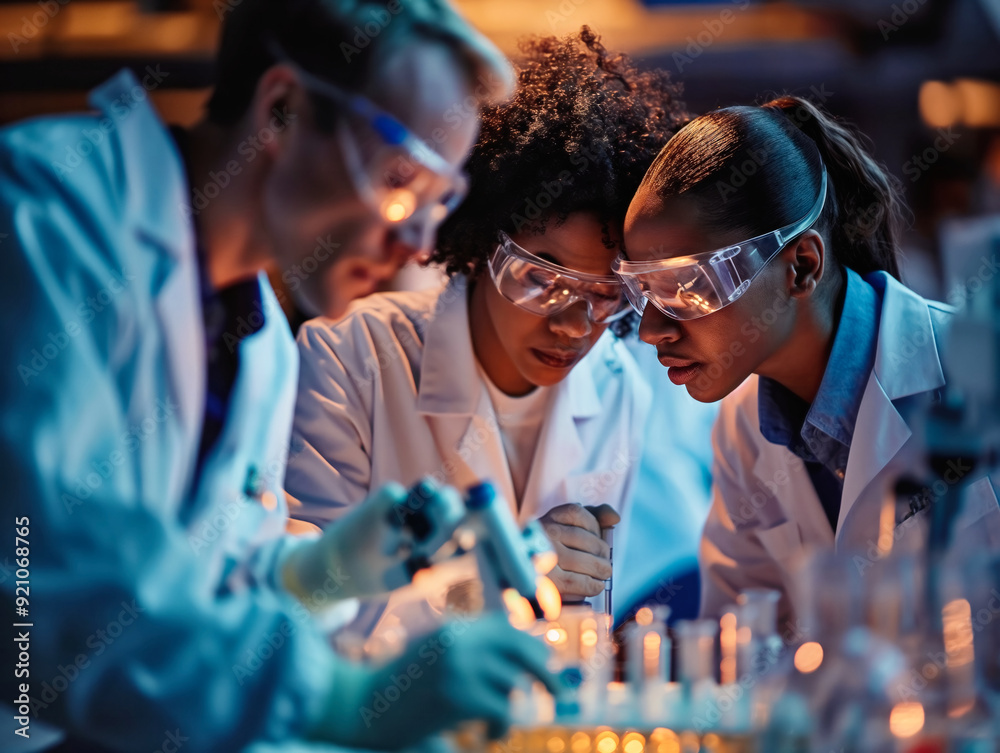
[{"xmin": 616, "ymin": 96, "xmax": 1000, "ymax": 628}]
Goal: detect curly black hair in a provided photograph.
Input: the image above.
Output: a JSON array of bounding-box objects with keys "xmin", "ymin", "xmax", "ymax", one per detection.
[{"xmin": 431, "ymin": 26, "xmax": 690, "ymax": 336}]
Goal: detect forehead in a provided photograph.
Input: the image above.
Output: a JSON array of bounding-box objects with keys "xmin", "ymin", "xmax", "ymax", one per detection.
[
  {"xmin": 368, "ymin": 42, "xmax": 479, "ymax": 163},
  {"xmin": 510, "ymin": 213, "xmax": 619, "ymax": 276},
  {"xmin": 624, "ymin": 194, "xmax": 743, "ymax": 262}
]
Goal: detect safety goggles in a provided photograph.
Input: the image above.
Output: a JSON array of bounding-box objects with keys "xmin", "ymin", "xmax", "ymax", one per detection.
[
  {"xmin": 488, "ymin": 232, "xmax": 631, "ymax": 324},
  {"xmin": 269, "ymin": 41, "xmax": 468, "ymax": 228},
  {"xmin": 613, "ymin": 166, "xmax": 828, "ymax": 321}
]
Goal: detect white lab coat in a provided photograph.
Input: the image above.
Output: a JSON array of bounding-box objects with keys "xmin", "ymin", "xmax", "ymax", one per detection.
[
  {"xmin": 0, "ymin": 70, "xmax": 338, "ymax": 752},
  {"xmin": 285, "ymin": 276, "xmax": 651, "ymax": 633},
  {"xmin": 700, "ymin": 271, "xmax": 1000, "ymax": 629}
]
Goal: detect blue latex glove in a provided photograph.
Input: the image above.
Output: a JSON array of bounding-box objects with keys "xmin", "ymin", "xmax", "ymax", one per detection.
[
  {"xmin": 283, "ymin": 481, "xmax": 464, "ymax": 608},
  {"xmin": 309, "ymin": 613, "xmax": 559, "ymax": 749}
]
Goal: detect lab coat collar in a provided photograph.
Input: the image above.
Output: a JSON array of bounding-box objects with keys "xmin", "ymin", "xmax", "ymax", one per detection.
[
  {"xmin": 415, "ymin": 275, "xmax": 481, "ymax": 416},
  {"xmin": 836, "ymin": 271, "xmax": 947, "ymax": 539}
]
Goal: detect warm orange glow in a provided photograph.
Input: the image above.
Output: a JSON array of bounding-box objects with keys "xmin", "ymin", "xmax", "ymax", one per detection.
[
  {"xmin": 536, "ymin": 575, "xmax": 562, "ymax": 621},
  {"xmin": 581, "ymin": 622, "xmax": 599, "ymax": 648},
  {"xmin": 623, "ymin": 732, "xmax": 645, "ymax": 753},
  {"xmin": 636, "ymin": 607, "xmax": 654, "ymax": 626},
  {"xmin": 503, "ymin": 588, "xmax": 536, "ymax": 629},
  {"xmin": 547, "ymin": 737, "xmax": 566, "ymax": 753},
  {"xmin": 956, "ymin": 79, "xmax": 1000, "ymax": 127},
  {"xmin": 545, "ymin": 625, "xmax": 568, "ymax": 645},
  {"xmin": 595, "ymin": 731, "xmax": 619, "ymax": 753},
  {"xmin": 649, "ymin": 729, "xmax": 679, "ymax": 753},
  {"xmin": 890, "ymin": 702, "xmax": 925, "ymax": 738},
  {"xmin": 261, "ymin": 491, "xmax": 277, "ymax": 511},
  {"xmin": 920, "ymin": 81, "xmax": 962, "ymax": 128},
  {"xmin": 643, "ymin": 632, "xmax": 661, "ymax": 679},
  {"xmin": 701, "ymin": 733, "xmax": 721, "ymax": 751},
  {"xmin": 381, "ymin": 191, "xmax": 416, "ymax": 223},
  {"xmin": 571, "ymin": 733, "xmax": 591, "ymax": 753},
  {"xmin": 877, "ymin": 496, "xmax": 895, "ymax": 556},
  {"xmin": 943, "ymin": 599, "xmax": 974, "ymax": 668},
  {"xmin": 534, "ymin": 550, "xmax": 559, "ymax": 575},
  {"xmin": 794, "ymin": 642, "xmax": 824, "ymax": 674},
  {"xmin": 720, "ymin": 612, "xmax": 737, "ymax": 685}
]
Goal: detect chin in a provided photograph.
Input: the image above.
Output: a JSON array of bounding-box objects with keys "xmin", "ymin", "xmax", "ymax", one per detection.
[{"xmin": 686, "ymin": 373, "xmax": 737, "ymax": 404}]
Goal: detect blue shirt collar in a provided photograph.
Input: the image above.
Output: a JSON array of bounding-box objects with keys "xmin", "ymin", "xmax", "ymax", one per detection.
[{"xmin": 758, "ymin": 268, "xmax": 882, "ymax": 469}]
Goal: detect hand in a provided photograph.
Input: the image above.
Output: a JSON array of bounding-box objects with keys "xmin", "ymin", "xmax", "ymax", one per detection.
[
  {"xmin": 538, "ymin": 503, "xmax": 620, "ymax": 600},
  {"xmin": 311, "ymin": 613, "xmax": 560, "ymax": 749},
  {"xmin": 282, "ymin": 481, "xmax": 464, "ymax": 608}
]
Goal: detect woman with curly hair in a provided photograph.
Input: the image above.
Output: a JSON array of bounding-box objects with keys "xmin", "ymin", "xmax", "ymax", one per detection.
[{"xmin": 285, "ymin": 27, "xmax": 688, "ymax": 634}]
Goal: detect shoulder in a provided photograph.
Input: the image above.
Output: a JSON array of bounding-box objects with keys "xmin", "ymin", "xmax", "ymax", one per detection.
[{"xmin": 297, "ymin": 284, "xmax": 444, "ymax": 356}]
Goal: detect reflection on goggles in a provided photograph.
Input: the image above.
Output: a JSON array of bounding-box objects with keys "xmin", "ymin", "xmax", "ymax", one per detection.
[
  {"xmin": 614, "ymin": 165, "xmax": 828, "ymax": 321},
  {"xmin": 489, "ymin": 232, "xmax": 630, "ymax": 324},
  {"xmin": 340, "ymin": 117, "xmax": 468, "ymax": 226}
]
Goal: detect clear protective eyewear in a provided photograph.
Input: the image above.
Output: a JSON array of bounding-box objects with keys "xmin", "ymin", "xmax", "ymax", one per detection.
[
  {"xmin": 268, "ymin": 41, "xmax": 468, "ymax": 228},
  {"xmin": 613, "ymin": 165, "xmax": 828, "ymax": 321},
  {"xmin": 488, "ymin": 231, "xmax": 632, "ymax": 324}
]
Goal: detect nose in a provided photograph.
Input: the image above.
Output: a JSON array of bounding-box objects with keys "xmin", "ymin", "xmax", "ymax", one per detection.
[
  {"xmin": 548, "ymin": 301, "xmax": 593, "ymax": 339},
  {"xmin": 638, "ymin": 303, "xmax": 682, "ymax": 345}
]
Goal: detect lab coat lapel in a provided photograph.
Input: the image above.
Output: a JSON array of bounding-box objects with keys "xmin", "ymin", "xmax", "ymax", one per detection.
[
  {"xmin": 90, "ymin": 70, "xmax": 205, "ymax": 493},
  {"xmin": 836, "ymin": 273, "xmax": 946, "ymax": 543},
  {"xmin": 416, "ymin": 276, "xmax": 515, "ymax": 503},
  {"xmin": 518, "ymin": 348, "xmax": 602, "ymax": 523}
]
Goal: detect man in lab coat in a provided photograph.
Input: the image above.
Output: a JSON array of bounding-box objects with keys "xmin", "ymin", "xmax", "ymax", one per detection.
[{"xmin": 0, "ymin": 1, "xmax": 557, "ymax": 751}]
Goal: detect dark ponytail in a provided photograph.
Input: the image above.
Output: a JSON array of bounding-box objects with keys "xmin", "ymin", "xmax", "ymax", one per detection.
[
  {"xmin": 638, "ymin": 95, "xmax": 905, "ymax": 279},
  {"xmin": 763, "ymin": 96, "xmax": 903, "ymax": 279}
]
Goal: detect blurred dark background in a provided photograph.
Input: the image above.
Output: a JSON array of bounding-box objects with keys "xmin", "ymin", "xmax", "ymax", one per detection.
[{"xmin": 2, "ymin": 0, "xmax": 998, "ymax": 298}]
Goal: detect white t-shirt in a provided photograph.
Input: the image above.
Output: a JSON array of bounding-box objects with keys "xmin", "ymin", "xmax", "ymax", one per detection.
[{"xmin": 479, "ymin": 366, "xmax": 551, "ymax": 503}]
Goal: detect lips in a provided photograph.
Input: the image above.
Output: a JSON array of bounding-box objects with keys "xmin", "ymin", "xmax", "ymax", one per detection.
[
  {"xmin": 657, "ymin": 352, "xmax": 702, "ymax": 386},
  {"xmin": 531, "ymin": 347, "xmax": 580, "ymax": 370}
]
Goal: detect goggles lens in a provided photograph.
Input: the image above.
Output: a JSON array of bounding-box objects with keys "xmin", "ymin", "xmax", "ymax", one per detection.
[
  {"xmin": 267, "ymin": 40, "xmax": 468, "ymax": 228},
  {"xmin": 489, "ymin": 232, "xmax": 631, "ymax": 324},
  {"xmin": 340, "ymin": 116, "xmax": 469, "ymax": 226},
  {"xmin": 614, "ymin": 165, "xmax": 828, "ymax": 321}
]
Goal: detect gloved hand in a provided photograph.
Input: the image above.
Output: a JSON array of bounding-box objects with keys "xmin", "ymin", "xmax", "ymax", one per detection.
[
  {"xmin": 309, "ymin": 613, "xmax": 560, "ymax": 749},
  {"xmin": 282, "ymin": 480, "xmax": 465, "ymax": 608},
  {"xmin": 538, "ymin": 503, "xmax": 619, "ymax": 600}
]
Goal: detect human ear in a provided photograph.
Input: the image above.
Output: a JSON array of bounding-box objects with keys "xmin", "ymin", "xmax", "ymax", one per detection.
[
  {"xmin": 246, "ymin": 64, "xmax": 305, "ymax": 162},
  {"xmin": 784, "ymin": 230, "xmax": 825, "ymax": 299}
]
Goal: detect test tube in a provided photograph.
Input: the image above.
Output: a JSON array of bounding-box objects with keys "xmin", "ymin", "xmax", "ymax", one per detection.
[
  {"xmin": 626, "ymin": 605, "xmax": 671, "ymax": 686},
  {"xmin": 675, "ymin": 619, "xmax": 719, "ymax": 687},
  {"xmin": 601, "ymin": 526, "xmax": 613, "ymax": 620},
  {"xmin": 734, "ymin": 589, "xmax": 783, "ymax": 678}
]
